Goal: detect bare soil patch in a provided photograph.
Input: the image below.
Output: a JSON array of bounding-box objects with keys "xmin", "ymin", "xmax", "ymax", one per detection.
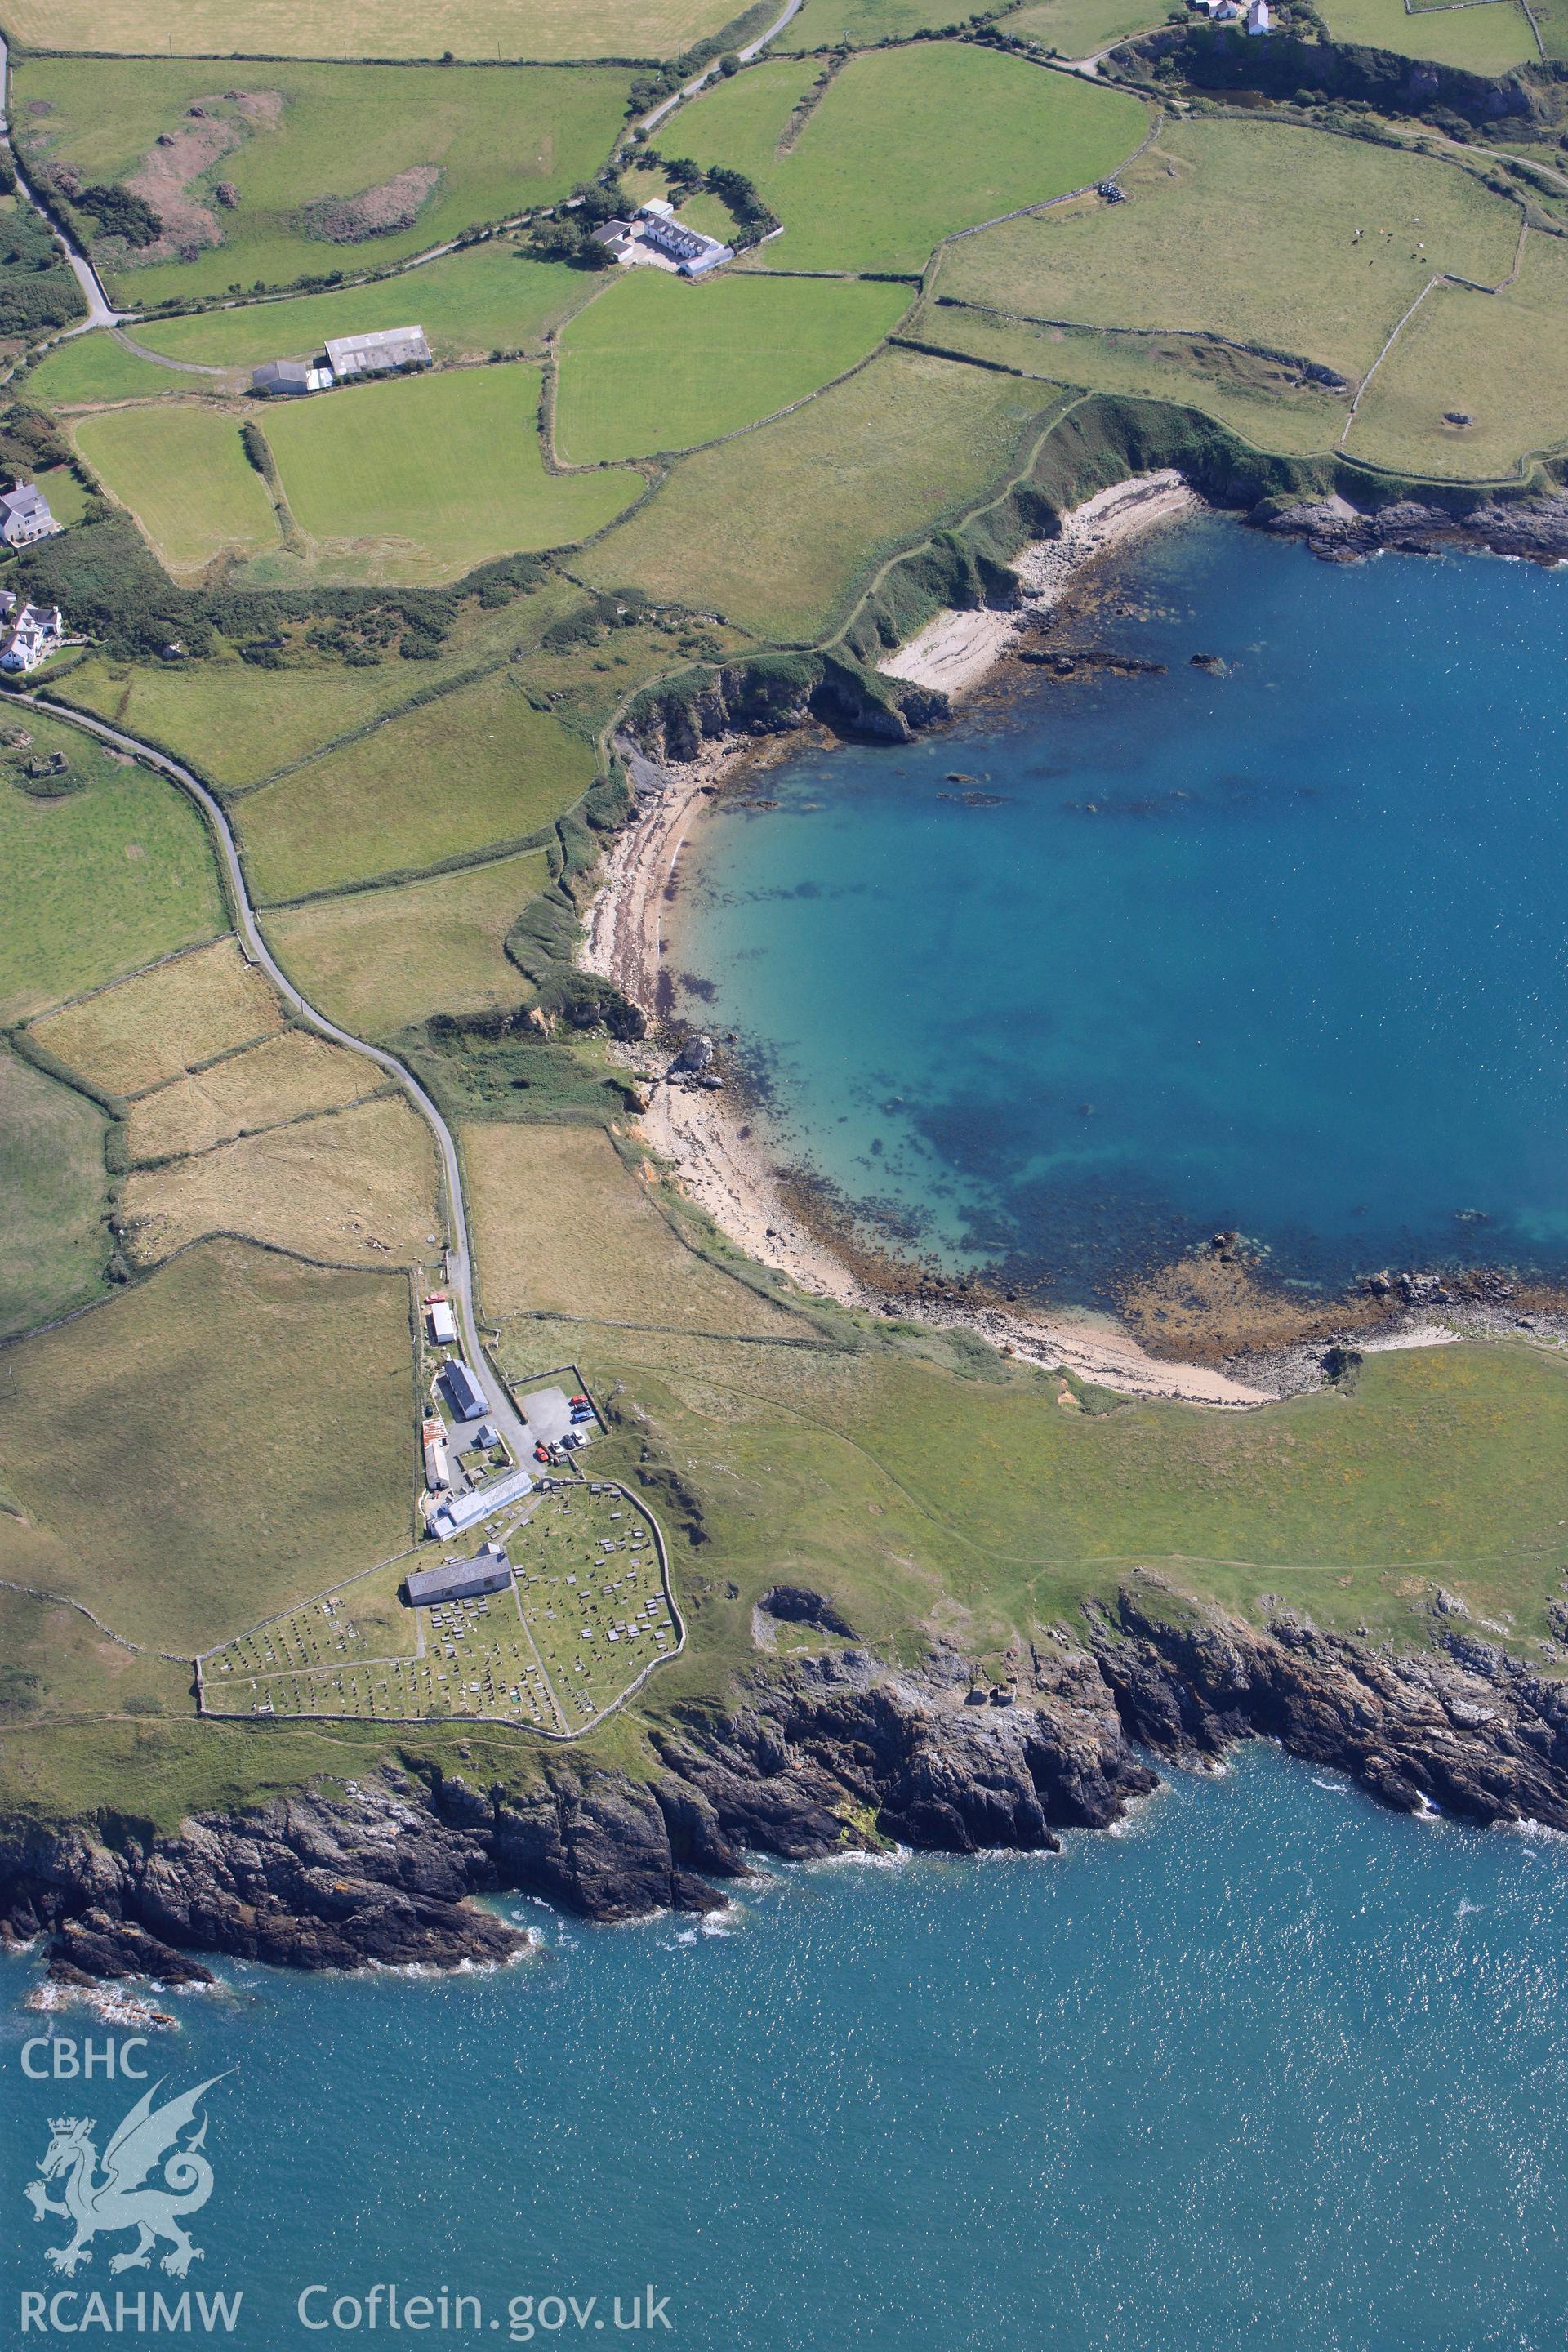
[{"xmin": 302, "ymin": 163, "xmax": 439, "ymax": 245}]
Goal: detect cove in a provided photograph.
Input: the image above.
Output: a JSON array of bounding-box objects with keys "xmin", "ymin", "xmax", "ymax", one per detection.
[
  {"xmin": 5, "ymin": 1753, "xmax": 1568, "ymax": 2348},
  {"xmin": 674, "ymin": 516, "xmax": 1568, "ymax": 1300}
]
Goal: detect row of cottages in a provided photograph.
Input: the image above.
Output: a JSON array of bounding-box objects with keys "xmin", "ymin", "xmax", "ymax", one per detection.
[
  {"xmin": 251, "ymin": 323, "xmax": 430, "ymax": 398},
  {"xmin": 593, "ymin": 200, "xmax": 735, "ymax": 278},
  {"xmin": 1192, "ymin": 0, "xmax": 1272, "ymax": 24}
]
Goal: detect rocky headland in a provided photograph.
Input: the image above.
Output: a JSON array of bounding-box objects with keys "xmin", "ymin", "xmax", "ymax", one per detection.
[{"xmin": 8, "ymin": 1582, "xmax": 1568, "ymax": 1988}]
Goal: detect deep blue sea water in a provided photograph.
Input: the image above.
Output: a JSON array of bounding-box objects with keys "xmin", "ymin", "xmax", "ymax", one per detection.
[
  {"xmin": 5, "ymin": 1754, "xmax": 1568, "ymax": 2349},
  {"xmin": 675, "ymin": 519, "xmax": 1568, "ymax": 1298}
]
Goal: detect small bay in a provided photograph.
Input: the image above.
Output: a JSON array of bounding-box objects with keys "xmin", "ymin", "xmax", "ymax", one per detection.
[{"xmin": 675, "ymin": 518, "xmax": 1568, "ymax": 1299}]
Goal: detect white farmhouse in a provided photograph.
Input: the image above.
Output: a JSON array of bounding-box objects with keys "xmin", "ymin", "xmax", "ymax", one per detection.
[{"xmin": 0, "ymin": 599, "xmax": 65, "ymax": 673}]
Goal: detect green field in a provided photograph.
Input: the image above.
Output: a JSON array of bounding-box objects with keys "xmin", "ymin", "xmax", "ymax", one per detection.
[
  {"xmin": 74, "ymin": 402, "xmax": 280, "ymax": 573},
  {"xmin": 940, "ymin": 121, "xmax": 1521, "ymax": 384},
  {"xmin": 237, "ymin": 666, "xmax": 596, "ymax": 899},
  {"xmin": 583, "ymin": 344, "xmax": 1063, "ymax": 639},
  {"xmin": 0, "ymin": 1238, "xmax": 416, "ymax": 1653},
  {"xmin": 555, "ymin": 270, "xmax": 911, "ymax": 461},
  {"xmin": 259, "ymin": 365, "xmax": 641, "ymax": 582},
  {"xmin": 1347, "ymin": 230, "xmax": 1568, "ymax": 479},
  {"xmin": 1321, "ymin": 0, "xmax": 1539, "ymax": 69},
  {"xmin": 915, "ymin": 301, "xmax": 1345, "ymax": 455},
  {"xmin": 127, "ymin": 248, "xmax": 599, "ymax": 372},
  {"xmin": 668, "ymin": 42, "xmax": 1148, "ymax": 274},
  {"xmin": 1005, "ymin": 0, "xmax": 1172, "ymax": 54},
  {"xmin": 13, "ymin": 58, "xmax": 634, "ymax": 306},
  {"xmin": 54, "ymin": 590, "xmax": 548, "ymax": 792},
  {"xmin": 22, "ymin": 334, "xmax": 218, "ymax": 409},
  {"xmin": 777, "ymin": 0, "xmax": 1000, "ymax": 44},
  {"xmin": 262, "ymin": 848, "xmax": 550, "ymax": 1035},
  {"xmin": 0, "ymin": 1586, "xmax": 192, "ymax": 1729},
  {"xmin": 0, "ymin": 714, "xmax": 226, "ymax": 1024},
  {"xmin": 0, "ymin": 0, "xmax": 744, "ymax": 60},
  {"xmin": 0, "ymin": 1046, "xmax": 109, "ymax": 1340}
]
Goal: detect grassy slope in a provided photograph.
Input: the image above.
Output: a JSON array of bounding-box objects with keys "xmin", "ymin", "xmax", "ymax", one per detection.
[
  {"xmin": 22, "ymin": 335, "xmax": 209, "ymax": 408},
  {"xmin": 0, "ymin": 0, "xmax": 742, "ymax": 61},
  {"xmin": 670, "ymin": 42, "xmax": 1148, "ymax": 274},
  {"xmin": 261, "ymin": 846, "xmax": 552, "ymax": 1037},
  {"xmin": 581, "ymin": 345, "xmax": 1064, "ymax": 639},
  {"xmin": 0, "ymin": 1239, "xmax": 416, "ymax": 1653},
  {"xmin": 53, "ymin": 592, "xmax": 547, "ymax": 791},
  {"xmin": 0, "ymin": 1045, "xmax": 109, "ymax": 1340},
  {"xmin": 1347, "ymin": 231, "xmax": 1568, "ymax": 479},
  {"xmin": 1321, "ymin": 0, "xmax": 1539, "ymax": 70},
  {"xmin": 940, "ymin": 122, "xmax": 1521, "ymax": 382},
  {"xmin": 913, "ymin": 301, "xmax": 1344, "ymax": 456},
  {"xmin": 260, "ymin": 365, "xmax": 640, "ymax": 582},
  {"xmin": 74, "ymin": 403, "xmax": 281, "ymax": 574},
  {"xmin": 236, "ymin": 666, "xmax": 596, "ymax": 899},
  {"xmin": 777, "ymin": 0, "xmax": 1003, "ymax": 42},
  {"xmin": 555, "ymin": 270, "xmax": 911, "ymax": 461},
  {"xmin": 14, "ymin": 59, "xmax": 633, "ymax": 305},
  {"xmin": 127, "ymin": 249, "xmax": 599, "ymax": 370},
  {"xmin": 0, "ymin": 716, "xmax": 227, "ymax": 1026}
]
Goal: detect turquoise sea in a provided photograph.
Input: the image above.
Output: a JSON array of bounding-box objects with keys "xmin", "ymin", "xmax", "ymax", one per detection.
[
  {"xmin": 5, "ymin": 1753, "xmax": 1568, "ymax": 2347},
  {"xmin": 675, "ymin": 519, "xmax": 1568, "ymax": 1298}
]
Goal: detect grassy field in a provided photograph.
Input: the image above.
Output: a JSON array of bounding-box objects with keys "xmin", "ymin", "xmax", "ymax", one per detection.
[
  {"xmin": 777, "ymin": 0, "xmax": 1007, "ymax": 43},
  {"xmin": 0, "ymin": 1237, "xmax": 416, "ymax": 1654},
  {"xmin": 940, "ymin": 122, "xmax": 1521, "ymax": 384},
  {"xmin": 0, "ymin": 0, "xmax": 743, "ymax": 60},
  {"xmin": 1346, "ymin": 231, "xmax": 1568, "ymax": 479},
  {"xmin": 1321, "ymin": 0, "xmax": 1539, "ymax": 69},
  {"xmin": 261, "ymin": 365, "xmax": 640, "ymax": 584},
  {"xmin": 127, "ymin": 248, "xmax": 598, "ymax": 371},
  {"xmin": 261, "ymin": 847, "xmax": 551, "ymax": 1037},
  {"xmin": 22, "ymin": 334, "xmax": 216, "ymax": 408},
  {"xmin": 73, "ymin": 403, "xmax": 280, "ymax": 574},
  {"xmin": 237, "ymin": 667, "xmax": 596, "ymax": 899},
  {"xmin": 0, "ymin": 715, "xmax": 225, "ymax": 1025},
  {"xmin": 13, "ymin": 59, "xmax": 634, "ymax": 306},
  {"xmin": 582, "ymin": 344, "xmax": 1064, "ymax": 639},
  {"xmin": 555, "ymin": 270, "xmax": 911, "ymax": 462},
  {"xmin": 122, "ymin": 1029, "xmax": 383, "ymax": 1163},
  {"xmin": 1004, "ymin": 0, "xmax": 1171, "ymax": 55},
  {"xmin": 0, "ymin": 1586, "xmax": 192, "ymax": 1728},
  {"xmin": 669, "ymin": 43, "xmax": 1147, "ymax": 275},
  {"xmin": 463, "ymin": 1120, "xmax": 819, "ymax": 1337},
  {"xmin": 119, "ymin": 1092, "xmax": 438, "ymax": 1268},
  {"xmin": 53, "ymin": 591, "xmax": 542, "ymax": 792},
  {"xmin": 33, "ymin": 940, "xmax": 281, "ymax": 1097},
  {"xmin": 913, "ymin": 301, "xmax": 1345, "ymax": 455},
  {"xmin": 0, "ymin": 1045, "xmax": 109, "ymax": 1340}
]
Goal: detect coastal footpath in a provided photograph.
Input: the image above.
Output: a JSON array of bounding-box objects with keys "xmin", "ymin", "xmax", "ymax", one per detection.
[{"xmin": 9, "ymin": 1584, "xmax": 1568, "ymax": 1985}]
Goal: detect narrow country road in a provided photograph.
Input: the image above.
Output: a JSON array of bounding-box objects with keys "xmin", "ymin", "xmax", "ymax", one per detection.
[
  {"xmin": 640, "ymin": 0, "xmax": 803, "ymax": 132},
  {"xmin": 0, "ymin": 30, "xmax": 122, "ymax": 329},
  {"xmin": 22, "ymin": 692, "xmax": 532, "ymax": 1465}
]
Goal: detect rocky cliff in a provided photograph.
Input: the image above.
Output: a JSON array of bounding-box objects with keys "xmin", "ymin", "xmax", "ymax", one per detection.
[{"xmin": 7, "ymin": 1585, "xmax": 1567, "ymax": 1985}]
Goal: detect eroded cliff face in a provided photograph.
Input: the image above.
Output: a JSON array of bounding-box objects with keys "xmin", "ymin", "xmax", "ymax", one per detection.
[{"xmin": 7, "ymin": 1590, "xmax": 1567, "ymax": 1984}]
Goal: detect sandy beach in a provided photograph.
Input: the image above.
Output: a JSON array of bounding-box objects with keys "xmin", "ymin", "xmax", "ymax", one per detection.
[{"xmin": 580, "ymin": 474, "xmax": 1291, "ymax": 1409}]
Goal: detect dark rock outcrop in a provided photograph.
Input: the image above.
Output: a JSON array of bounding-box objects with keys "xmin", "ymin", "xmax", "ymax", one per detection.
[
  {"xmin": 8, "ymin": 1594, "xmax": 1568, "ymax": 1984},
  {"xmin": 1255, "ymin": 491, "xmax": 1568, "ymax": 569}
]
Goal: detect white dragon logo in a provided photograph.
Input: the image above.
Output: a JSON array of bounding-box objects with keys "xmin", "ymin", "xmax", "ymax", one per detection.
[{"xmin": 24, "ymin": 2076, "xmax": 225, "ymax": 2278}]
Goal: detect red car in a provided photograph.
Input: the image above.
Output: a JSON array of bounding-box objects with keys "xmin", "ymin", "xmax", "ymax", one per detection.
[
  {"xmin": 570, "ymin": 1394, "xmax": 590, "ymax": 1409},
  {"xmin": 533, "ymin": 1442, "xmax": 550, "ymax": 1463}
]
